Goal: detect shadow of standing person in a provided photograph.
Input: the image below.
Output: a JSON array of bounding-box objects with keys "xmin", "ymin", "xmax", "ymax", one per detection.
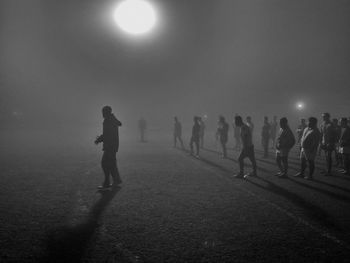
[{"xmin": 43, "ymin": 186, "xmax": 121, "ymax": 263}]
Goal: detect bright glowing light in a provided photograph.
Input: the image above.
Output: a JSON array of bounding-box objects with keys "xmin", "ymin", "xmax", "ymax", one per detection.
[
  {"xmin": 113, "ymin": 0, "xmax": 157, "ymax": 35},
  {"xmin": 296, "ymin": 102, "xmax": 304, "ymax": 110}
]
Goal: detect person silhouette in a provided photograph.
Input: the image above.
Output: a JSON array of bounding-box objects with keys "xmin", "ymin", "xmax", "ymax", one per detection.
[
  {"xmin": 261, "ymin": 116, "xmax": 271, "ymax": 158},
  {"xmin": 199, "ymin": 117, "xmax": 206, "ymax": 148},
  {"xmin": 270, "ymin": 116, "xmax": 278, "ymax": 149},
  {"xmin": 189, "ymin": 116, "xmax": 201, "ymax": 158},
  {"xmin": 95, "ymin": 106, "xmax": 122, "ymax": 189},
  {"xmin": 217, "ymin": 115, "xmax": 229, "ymax": 158},
  {"xmin": 320, "ymin": 113, "xmax": 337, "ymax": 176},
  {"xmin": 138, "ymin": 117, "xmax": 147, "ymax": 142},
  {"xmin": 233, "ymin": 113, "xmax": 241, "ymax": 150},
  {"xmin": 173, "ymin": 116, "xmax": 184, "ymax": 148},
  {"xmin": 294, "ymin": 117, "xmax": 321, "ymax": 180},
  {"xmin": 275, "ymin": 117, "xmax": 295, "ymax": 178},
  {"xmin": 234, "ymin": 115, "xmax": 257, "ymax": 178}
]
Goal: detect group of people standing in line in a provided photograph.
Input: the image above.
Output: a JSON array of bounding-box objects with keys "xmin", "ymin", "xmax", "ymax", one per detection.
[
  {"xmin": 173, "ymin": 113, "xmax": 350, "ymax": 180},
  {"xmin": 92, "ymin": 105, "xmax": 350, "ymax": 190}
]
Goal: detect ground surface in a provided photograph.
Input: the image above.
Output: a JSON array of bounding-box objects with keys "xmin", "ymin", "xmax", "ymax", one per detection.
[{"xmin": 1, "ymin": 132, "xmax": 350, "ymax": 262}]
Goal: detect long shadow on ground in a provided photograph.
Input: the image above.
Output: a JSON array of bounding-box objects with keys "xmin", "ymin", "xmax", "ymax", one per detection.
[
  {"xmin": 245, "ymin": 177, "xmax": 341, "ymax": 231},
  {"xmin": 288, "ymin": 177, "xmax": 350, "ymax": 202},
  {"xmin": 43, "ymin": 186, "xmax": 121, "ymax": 263},
  {"xmin": 176, "ymin": 146, "xmax": 341, "ymax": 231}
]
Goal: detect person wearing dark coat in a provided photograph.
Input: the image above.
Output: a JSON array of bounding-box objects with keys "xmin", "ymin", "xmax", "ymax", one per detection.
[
  {"xmin": 320, "ymin": 113, "xmax": 337, "ymax": 176},
  {"xmin": 95, "ymin": 106, "xmax": 122, "ymax": 189},
  {"xmin": 234, "ymin": 115, "xmax": 257, "ymax": 178},
  {"xmin": 190, "ymin": 116, "xmax": 201, "ymax": 157},
  {"xmin": 275, "ymin": 118, "xmax": 296, "ymax": 178}
]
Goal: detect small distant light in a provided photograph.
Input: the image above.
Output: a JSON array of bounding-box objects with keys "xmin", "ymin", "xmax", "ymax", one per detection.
[{"xmin": 296, "ymin": 102, "xmax": 304, "ymax": 110}]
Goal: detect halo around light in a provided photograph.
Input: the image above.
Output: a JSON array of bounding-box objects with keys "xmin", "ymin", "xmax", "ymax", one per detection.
[
  {"xmin": 296, "ymin": 102, "xmax": 304, "ymax": 110},
  {"xmin": 113, "ymin": 0, "xmax": 157, "ymax": 35}
]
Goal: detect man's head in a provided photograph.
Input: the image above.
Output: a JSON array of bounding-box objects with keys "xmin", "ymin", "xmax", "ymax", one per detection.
[
  {"xmin": 246, "ymin": 116, "xmax": 251, "ymax": 122},
  {"xmin": 322, "ymin": 112, "xmax": 330, "ymax": 122},
  {"xmin": 332, "ymin": 118, "xmax": 339, "ymax": 125},
  {"xmin": 264, "ymin": 116, "xmax": 269, "ymax": 123},
  {"xmin": 102, "ymin": 106, "xmax": 112, "ymax": 118},
  {"xmin": 194, "ymin": 116, "xmax": 199, "ymax": 123},
  {"xmin": 301, "ymin": 118, "xmax": 306, "ymax": 125},
  {"xmin": 219, "ymin": 115, "xmax": 225, "ymax": 122},
  {"xmin": 235, "ymin": 115, "xmax": 243, "ymax": 127},
  {"xmin": 308, "ymin": 117, "xmax": 318, "ymax": 128},
  {"xmin": 340, "ymin": 117, "xmax": 348, "ymax": 127},
  {"xmin": 279, "ymin": 117, "xmax": 288, "ymax": 128}
]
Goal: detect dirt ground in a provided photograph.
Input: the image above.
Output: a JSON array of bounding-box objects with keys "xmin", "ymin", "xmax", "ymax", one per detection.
[{"xmin": 1, "ymin": 130, "xmax": 350, "ymax": 262}]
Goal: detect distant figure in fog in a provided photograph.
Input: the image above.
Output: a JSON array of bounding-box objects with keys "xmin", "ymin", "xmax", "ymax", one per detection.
[
  {"xmin": 294, "ymin": 117, "xmax": 320, "ymax": 180},
  {"xmin": 217, "ymin": 115, "xmax": 229, "ymax": 158},
  {"xmin": 270, "ymin": 116, "xmax": 278, "ymax": 148},
  {"xmin": 233, "ymin": 113, "xmax": 241, "ymax": 150},
  {"xmin": 261, "ymin": 116, "xmax": 271, "ymax": 158},
  {"xmin": 173, "ymin": 116, "xmax": 184, "ymax": 149},
  {"xmin": 246, "ymin": 116, "xmax": 254, "ymax": 136},
  {"xmin": 234, "ymin": 115, "xmax": 257, "ymax": 178},
  {"xmin": 275, "ymin": 118, "xmax": 295, "ymax": 178},
  {"xmin": 332, "ymin": 118, "xmax": 342, "ymax": 167},
  {"xmin": 320, "ymin": 113, "xmax": 337, "ymax": 176},
  {"xmin": 199, "ymin": 117, "xmax": 206, "ymax": 148},
  {"xmin": 138, "ymin": 117, "xmax": 147, "ymax": 142},
  {"xmin": 189, "ymin": 116, "xmax": 201, "ymax": 158},
  {"xmin": 95, "ymin": 106, "xmax": 122, "ymax": 189},
  {"xmin": 339, "ymin": 118, "xmax": 350, "ymax": 175}
]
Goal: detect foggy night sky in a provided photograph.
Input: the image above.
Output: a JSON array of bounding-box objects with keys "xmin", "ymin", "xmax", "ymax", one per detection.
[{"xmin": 1, "ymin": 0, "xmax": 350, "ymax": 131}]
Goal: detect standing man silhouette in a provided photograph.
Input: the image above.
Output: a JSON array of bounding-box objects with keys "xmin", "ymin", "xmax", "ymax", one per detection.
[
  {"xmin": 138, "ymin": 117, "xmax": 147, "ymax": 142},
  {"xmin": 294, "ymin": 117, "xmax": 321, "ymax": 180},
  {"xmin": 233, "ymin": 113, "xmax": 241, "ymax": 150},
  {"xmin": 95, "ymin": 106, "xmax": 122, "ymax": 189},
  {"xmin": 270, "ymin": 116, "xmax": 278, "ymax": 149},
  {"xmin": 190, "ymin": 116, "xmax": 201, "ymax": 158},
  {"xmin": 234, "ymin": 115, "xmax": 257, "ymax": 178},
  {"xmin": 173, "ymin": 116, "xmax": 184, "ymax": 148},
  {"xmin": 275, "ymin": 117, "xmax": 296, "ymax": 178},
  {"xmin": 199, "ymin": 117, "xmax": 206, "ymax": 148},
  {"xmin": 261, "ymin": 116, "xmax": 271, "ymax": 158},
  {"xmin": 217, "ymin": 115, "xmax": 229, "ymax": 158},
  {"xmin": 320, "ymin": 113, "xmax": 337, "ymax": 176}
]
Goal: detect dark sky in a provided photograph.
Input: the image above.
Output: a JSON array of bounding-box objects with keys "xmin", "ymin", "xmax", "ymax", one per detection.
[{"xmin": 1, "ymin": 0, "xmax": 350, "ymax": 130}]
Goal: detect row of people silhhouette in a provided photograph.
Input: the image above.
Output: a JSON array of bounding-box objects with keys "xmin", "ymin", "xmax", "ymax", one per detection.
[
  {"xmin": 174, "ymin": 113, "xmax": 350, "ymax": 180},
  {"xmin": 93, "ymin": 107, "xmax": 350, "ymax": 191}
]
